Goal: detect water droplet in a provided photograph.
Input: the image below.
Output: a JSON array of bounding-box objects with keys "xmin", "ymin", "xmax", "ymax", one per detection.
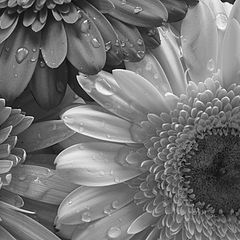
[
  {"xmin": 40, "ymin": 60, "xmax": 45, "ymax": 68},
  {"xmin": 121, "ymin": 0, "xmax": 126, "ymax": 4},
  {"xmin": 104, "ymin": 205, "xmax": 113, "ymax": 215},
  {"xmin": 32, "ymin": 48, "xmax": 37, "ymax": 52},
  {"xmin": 115, "ymin": 40, "xmax": 120, "ymax": 46},
  {"xmin": 136, "ymin": 50, "xmax": 145, "ymax": 59},
  {"xmin": 81, "ymin": 19, "xmax": 91, "ymax": 33},
  {"xmin": 153, "ymin": 73, "xmax": 159, "ymax": 79},
  {"xmin": 105, "ymin": 41, "xmax": 112, "ymax": 52},
  {"xmin": 15, "ymin": 47, "xmax": 29, "ymax": 64},
  {"xmin": 145, "ymin": 62, "xmax": 152, "ymax": 71},
  {"xmin": 95, "ymin": 78, "xmax": 114, "ymax": 96},
  {"xmin": 78, "ymin": 73, "xmax": 93, "ymax": 93},
  {"xmin": 81, "ymin": 211, "xmax": 92, "ymax": 222},
  {"xmin": 112, "ymin": 200, "xmax": 120, "ymax": 209},
  {"xmin": 114, "ymin": 176, "xmax": 120, "ymax": 183},
  {"xmin": 216, "ymin": 13, "xmax": 228, "ymax": 31},
  {"xmin": 14, "ymin": 73, "xmax": 18, "ymax": 78},
  {"xmin": 91, "ymin": 38, "xmax": 101, "ymax": 48},
  {"xmin": 30, "ymin": 58, "xmax": 37, "ymax": 62},
  {"xmin": 18, "ymin": 175, "xmax": 26, "ymax": 181},
  {"xmin": 137, "ymin": 38, "xmax": 143, "ymax": 46},
  {"xmin": 147, "ymin": 28, "xmax": 156, "ymax": 37},
  {"xmin": 207, "ymin": 59, "xmax": 215, "ymax": 72},
  {"xmin": 67, "ymin": 200, "xmax": 72, "ymax": 205},
  {"xmin": 133, "ymin": 6, "xmax": 143, "ymax": 14},
  {"xmin": 107, "ymin": 226, "xmax": 122, "ymax": 239},
  {"xmin": 5, "ymin": 47, "xmax": 9, "ymax": 52}
]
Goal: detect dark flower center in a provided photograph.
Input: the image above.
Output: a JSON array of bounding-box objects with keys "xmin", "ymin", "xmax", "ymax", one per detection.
[{"xmin": 186, "ymin": 128, "xmax": 240, "ymax": 217}]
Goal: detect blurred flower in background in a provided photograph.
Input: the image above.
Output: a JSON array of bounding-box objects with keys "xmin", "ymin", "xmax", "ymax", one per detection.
[
  {"xmin": 0, "ymin": 0, "xmax": 192, "ymax": 110},
  {"xmin": 49, "ymin": 0, "xmax": 240, "ymax": 239}
]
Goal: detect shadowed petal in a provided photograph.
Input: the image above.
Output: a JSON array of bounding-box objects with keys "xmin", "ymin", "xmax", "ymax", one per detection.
[
  {"xmin": 3, "ymin": 164, "xmax": 77, "ymax": 204},
  {"xmin": 0, "ymin": 225, "xmax": 16, "ymax": 240},
  {"xmin": 55, "ymin": 142, "xmax": 144, "ymax": 186},
  {"xmin": 0, "ymin": 207, "xmax": 62, "ymax": 240},
  {"xmin": 17, "ymin": 120, "xmax": 75, "ymax": 152},
  {"xmin": 41, "ymin": 16, "xmax": 67, "ymax": 68},
  {"xmin": 0, "ymin": 22, "xmax": 40, "ymax": 102}
]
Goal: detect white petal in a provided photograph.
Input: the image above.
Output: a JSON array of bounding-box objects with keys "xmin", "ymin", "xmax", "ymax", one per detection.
[
  {"xmin": 55, "ymin": 142, "xmax": 144, "ymax": 186},
  {"xmin": 181, "ymin": 1, "xmax": 218, "ymax": 83},
  {"xmin": 151, "ymin": 29, "xmax": 186, "ymax": 96},
  {"xmin": 0, "ymin": 160, "xmax": 13, "ymax": 174},
  {"xmin": 57, "ymin": 184, "xmax": 137, "ymax": 224},
  {"xmin": 127, "ymin": 212, "xmax": 156, "ymax": 234},
  {"xmin": 124, "ymin": 52, "xmax": 172, "ymax": 95},
  {"xmin": 3, "ymin": 164, "xmax": 77, "ymax": 205},
  {"xmin": 0, "ymin": 207, "xmax": 61, "ymax": 240},
  {"xmin": 77, "ymin": 71, "xmax": 147, "ymax": 123},
  {"xmin": 61, "ymin": 104, "xmax": 139, "ymax": 143},
  {"xmin": 72, "ymin": 203, "xmax": 143, "ymax": 240},
  {"xmin": 221, "ymin": 18, "xmax": 240, "ymax": 88},
  {"xmin": 112, "ymin": 69, "xmax": 169, "ymax": 114}
]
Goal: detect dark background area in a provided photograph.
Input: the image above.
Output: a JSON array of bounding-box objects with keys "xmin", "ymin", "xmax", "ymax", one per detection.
[{"xmin": 221, "ymin": 0, "xmax": 235, "ymax": 3}]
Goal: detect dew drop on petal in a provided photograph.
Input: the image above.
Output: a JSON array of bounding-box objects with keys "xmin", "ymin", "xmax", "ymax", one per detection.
[
  {"xmin": 133, "ymin": 6, "xmax": 143, "ymax": 14},
  {"xmin": 15, "ymin": 47, "xmax": 29, "ymax": 64},
  {"xmin": 107, "ymin": 227, "xmax": 122, "ymax": 239},
  {"xmin": 207, "ymin": 59, "xmax": 215, "ymax": 72},
  {"xmin": 78, "ymin": 74, "xmax": 94, "ymax": 93},
  {"xmin": 81, "ymin": 211, "xmax": 92, "ymax": 222},
  {"xmin": 104, "ymin": 205, "xmax": 113, "ymax": 215},
  {"xmin": 112, "ymin": 200, "xmax": 120, "ymax": 209},
  {"xmin": 95, "ymin": 78, "xmax": 114, "ymax": 96},
  {"xmin": 40, "ymin": 60, "xmax": 45, "ymax": 68},
  {"xmin": 18, "ymin": 175, "xmax": 26, "ymax": 181},
  {"xmin": 136, "ymin": 50, "xmax": 145, "ymax": 59},
  {"xmin": 216, "ymin": 13, "xmax": 228, "ymax": 31},
  {"xmin": 105, "ymin": 41, "xmax": 112, "ymax": 52},
  {"xmin": 81, "ymin": 19, "xmax": 90, "ymax": 33},
  {"xmin": 121, "ymin": 0, "xmax": 126, "ymax": 4},
  {"xmin": 137, "ymin": 38, "xmax": 144, "ymax": 46},
  {"xmin": 91, "ymin": 38, "xmax": 101, "ymax": 48}
]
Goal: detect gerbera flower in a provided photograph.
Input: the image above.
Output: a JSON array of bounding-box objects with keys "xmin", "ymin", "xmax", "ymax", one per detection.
[
  {"xmin": 0, "ymin": 98, "xmax": 67, "ymax": 239},
  {"xmin": 0, "ymin": 0, "xmax": 191, "ymax": 110},
  {"xmin": 54, "ymin": 0, "xmax": 240, "ymax": 239}
]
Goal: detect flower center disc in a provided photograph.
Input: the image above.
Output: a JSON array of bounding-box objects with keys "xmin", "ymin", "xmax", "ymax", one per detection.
[{"xmin": 187, "ymin": 129, "xmax": 240, "ymax": 216}]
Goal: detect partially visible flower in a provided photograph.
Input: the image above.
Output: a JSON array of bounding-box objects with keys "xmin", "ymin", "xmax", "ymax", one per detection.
[
  {"xmin": 0, "ymin": 98, "xmax": 65, "ymax": 239},
  {"xmin": 0, "ymin": 0, "xmax": 191, "ymax": 110},
  {"xmin": 53, "ymin": 0, "xmax": 240, "ymax": 239}
]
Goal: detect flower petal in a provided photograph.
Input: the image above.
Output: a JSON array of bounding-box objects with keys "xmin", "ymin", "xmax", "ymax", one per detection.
[
  {"xmin": 0, "ymin": 207, "xmax": 62, "ymax": 240},
  {"xmin": 30, "ymin": 56, "xmax": 68, "ymax": 110},
  {"xmin": 0, "ymin": 15, "xmax": 18, "ymax": 44},
  {"xmin": 221, "ymin": 18, "xmax": 240, "ymax": 88},
  {"xmin": 125, "ymin": 51, "xmax": 172, "ymax": 95},
  {"xmin": 3, "ymin": 164, "xmax": 77, "ymax": 204},
  {"xmin": 72, "ymin": 202, "xmax": 143, "ymax": 240},
  {"xmin": 0, "ymin": 22, "xmax": 40, "ymax": 101},
  {"xmin": 57, "ymin": 184, "xmax": 137, "ymax": 225},
  {"xmin": 112, "ymin": 69, "xmax": 170, "ymax": 114},
  {"xmin": 65, "ymin": 10, "xmax": 106, "ymax": 74},
  {"xmin": 0, "ymin": 189, "xmax": 24, "ymax": 208},
  {"xmin": 55, "ymin": 142, "xmax": 144, "ymax": 186},
  {"xmin": 77, "ymin": 71, "xmax": 147, "ymax": 122},
  {"xmin": 41, "ymin": 16, "xmax": 67, "ymax": 68},
  {"xmin": 61, "ymin": 104, "xmax": 137, "ymax": 143},
  {"xmin": 151, "ymin": 28, "xmax": 186, "ymax": 96},
  {"xmin": 17, "ymin": 120, "xmax": 75, "ymax": 152},
  {"xmin": 181, "ymin": 1, "xmax": 218, "ymax": 83},
  {"xmin": 127, "ymin": 212, "xmax": 156, "ymax": 234},
  {"xmin": 0, "ymin": 225, "xmax": 16, "ymax": 240}
]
